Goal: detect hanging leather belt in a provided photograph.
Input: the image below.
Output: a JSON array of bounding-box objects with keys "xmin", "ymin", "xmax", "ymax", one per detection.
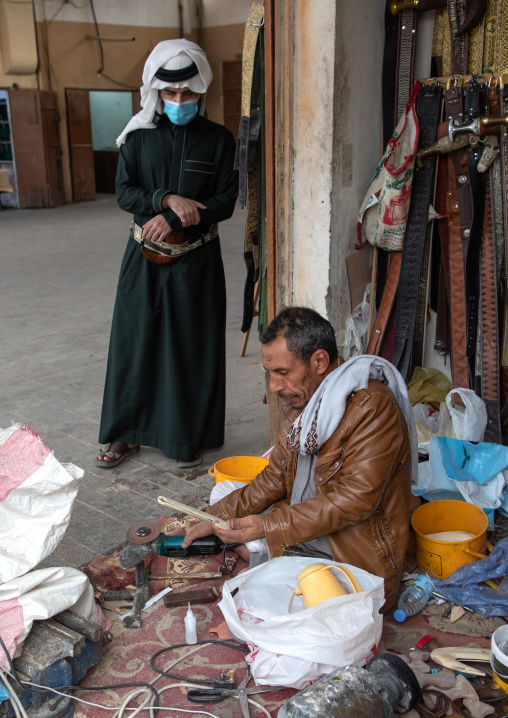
[
  {"xmin": 479, "ymin": 165, "xmax": 502, "ymax": 442},
  {"xmin": 447, "ymin": 0, "xmax": 469, "ymax": 75},
  {"xmin": 392, "ymin": 83, "xmax": 442, "ymax": 379},
  {"xmin": 465, "ymin": 145, "xmax": 486, "ymax": 385},
  {"xmin": 384, "ymin": 0, "xmax": 447, "ymax": 141},
  {"xmin": 499, "ymin": 79, "xmax": 508, "ymax": 437},
  {"xmin": 366, "ymin": 252, "xmax": 402, "ymax": 356},
  {"xmin": 445, "ymin": 78, "xmax": 472, "ymax": 264},
  {"xmin": 441, "ymin": 80, "xmax": 472, "ymax": 387},
  {"xmin": 434, "ymin": 155, "xmax": 451, "ymax": 356},
  {"xmin": 410, "ymin": 221, "xmax": 434, "ymax": 373},
  {"xmin": 446, "ymin": 149, "xmax": 470, "ymax": 387}
]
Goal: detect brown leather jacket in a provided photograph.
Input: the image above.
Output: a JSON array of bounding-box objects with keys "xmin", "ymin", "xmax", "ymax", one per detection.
[{"xmin": 208, "ymin": 379, "xmax": 411, "ymax": 611}]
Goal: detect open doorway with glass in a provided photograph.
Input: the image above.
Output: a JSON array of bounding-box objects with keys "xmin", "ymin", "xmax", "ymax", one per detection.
[{"xmin": 66, "ymin": 89, "xmax": 140, "ymax": 201}]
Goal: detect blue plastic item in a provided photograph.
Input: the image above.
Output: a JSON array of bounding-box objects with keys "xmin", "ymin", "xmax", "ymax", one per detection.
[
  {"xmin": 436, "ymin": 437, "xmax": 508, "ymax": 483},
  {"xmin": 436, "ymin": 537, "xmax": 508, "ymax": 617}
]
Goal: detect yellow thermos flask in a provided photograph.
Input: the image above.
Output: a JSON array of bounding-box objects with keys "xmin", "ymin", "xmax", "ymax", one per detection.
[{"xmin": 294, "ymin": 562, "xmax": 361, "ymax": 609}]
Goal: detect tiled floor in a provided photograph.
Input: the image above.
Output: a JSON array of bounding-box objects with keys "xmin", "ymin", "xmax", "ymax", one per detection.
[{"xmin": 0, "ymin": 196, "xmax": 269, "ymax": 567}]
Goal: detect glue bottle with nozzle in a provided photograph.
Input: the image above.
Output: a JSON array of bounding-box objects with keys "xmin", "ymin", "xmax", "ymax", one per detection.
[{"xmin": 185, "ymin": 602, "xmax": 197, "ymax": 644}]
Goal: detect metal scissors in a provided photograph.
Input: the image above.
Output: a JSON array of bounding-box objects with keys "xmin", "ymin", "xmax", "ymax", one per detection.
[{"xmin": 187, "ymin": 667, "xmax": 280, "ymax": 718}]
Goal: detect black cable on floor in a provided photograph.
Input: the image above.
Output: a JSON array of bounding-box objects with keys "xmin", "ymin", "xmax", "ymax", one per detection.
[
  {"xmin": 1, "ymin": 632, "xmax": 160, "ymax": 714},
  {"xmin": 222, "ymin": 542, "xmax": 242, "ymax": 578},
  {"xmin": 150, "ymin": 640, "xmax": 247, "ymax": 685}
]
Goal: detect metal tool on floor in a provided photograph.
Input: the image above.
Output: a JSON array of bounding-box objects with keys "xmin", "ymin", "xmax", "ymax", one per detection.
[
  {"xmin": 100, "ymin": 523, "xmax": 225, "ymax": 629},
  {"xmin": 186, "ymin": 666, "xmax": 280, "ymax": 718},
  {"xmin": 0, "ymin": 610, "xmax": 109, "ymax": 718},
  {"xmin": 121, "ymin": 522, "xmax": 225, "ymax": 563},
  {"xmin": 278, "ymin": 654, "xmax": 421, "ymax": 718}
]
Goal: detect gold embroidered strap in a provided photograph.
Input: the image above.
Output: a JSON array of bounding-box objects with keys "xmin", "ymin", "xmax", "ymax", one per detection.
[
  {"xmin": 433, "ymin": 0, "xmax": 508, "ymax": 75},
  {"xmin": 241, "ymin": 0, "xmax": 264, "ymax": 118},
  {"xmin": 131, "ymin": 222, "xmax": 218, "ymax": 257},
  {"xmin": 236, "ymin": 0, "xmax": 264, "ymax": 208}
]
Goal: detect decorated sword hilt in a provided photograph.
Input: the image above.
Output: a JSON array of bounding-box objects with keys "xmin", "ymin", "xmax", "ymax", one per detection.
[
  {"xmin": 448, "ymin": 115, "xmax": 508, "ymax": 142},
  {"xmin": 390, "ymin": 0, "xmax": 419, "ymax": 15}
]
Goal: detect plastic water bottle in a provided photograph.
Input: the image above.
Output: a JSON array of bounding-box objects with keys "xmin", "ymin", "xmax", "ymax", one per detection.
[
  {"xmin": 394, "ymin": 575, "xmax": 435, "ymax": 622},
  {"xmin": 184, "ymin": 602, "xmax": 197, "ymax": 644}
]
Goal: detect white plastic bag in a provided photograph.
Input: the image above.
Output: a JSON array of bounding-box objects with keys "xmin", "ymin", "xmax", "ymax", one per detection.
[
  {"xmin": 219, "ymin": 557, "xmax": 385, "ymax": 689},
  {"xmin": 0, "ymin": 567, "xmax": 100, "ymax": 668},
  {"xmin": 445, "ymin": 389, "xmax": 487, "ymax": 442},
  {"xmin": 343, "ymin": 284, "xmax": 372, "ymax": 360},
  {"xmin": 414, "ymin": 389, "xmax": 487, "ymax": 455},
  {"xmin": 0, "ymin": 424, "xmax": 83, "ymax": 584}
]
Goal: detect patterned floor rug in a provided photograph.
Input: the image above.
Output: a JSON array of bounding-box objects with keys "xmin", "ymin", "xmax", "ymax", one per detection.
[{"xmin": 74, "ymin": 519, "xmax": 507, "ymax": 717}]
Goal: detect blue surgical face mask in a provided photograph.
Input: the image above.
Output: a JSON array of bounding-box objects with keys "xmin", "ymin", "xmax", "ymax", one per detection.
[{"xmin": 163, "ymin": 99, "xmax": 199, "ymax": 126}]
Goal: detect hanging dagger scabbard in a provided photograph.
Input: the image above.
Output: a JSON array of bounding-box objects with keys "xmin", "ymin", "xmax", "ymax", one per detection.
[{"xmin": 416, "ymin": 130, "xmax": 500, "ymax": 170}]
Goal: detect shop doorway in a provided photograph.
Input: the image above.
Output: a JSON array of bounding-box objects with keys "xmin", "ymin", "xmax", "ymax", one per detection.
[{"xmin": 66, "ymin": 89, "xmax": 140, "ymax": 201}]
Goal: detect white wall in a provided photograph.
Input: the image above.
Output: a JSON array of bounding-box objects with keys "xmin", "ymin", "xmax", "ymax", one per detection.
[
  {"xmin": 201, "ymin": 0, "xmax": 252, "ymax": 26},
  {"xmin": 33, "ymin": 0, "xmax": 251, "ymax": 28},
  {"xmin": 33, "ymin": 0, "xmax": 181, "ymax": 26}
]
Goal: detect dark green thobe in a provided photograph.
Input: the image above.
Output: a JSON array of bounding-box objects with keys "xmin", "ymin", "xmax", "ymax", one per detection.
[{"xmin": 99, "ymin": 113, "xmax": 238, "ymax": 461}]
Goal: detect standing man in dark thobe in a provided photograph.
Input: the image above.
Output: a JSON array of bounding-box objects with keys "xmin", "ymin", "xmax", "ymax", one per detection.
[{"xmin": 96, "ymin": 39, "xmax": 238, "ymax": 469}]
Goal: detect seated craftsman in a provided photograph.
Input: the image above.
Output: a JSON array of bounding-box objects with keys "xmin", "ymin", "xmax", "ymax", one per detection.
[{"xmin": 182, "ymin": 307, "xmax": 416, "ymax": 611}]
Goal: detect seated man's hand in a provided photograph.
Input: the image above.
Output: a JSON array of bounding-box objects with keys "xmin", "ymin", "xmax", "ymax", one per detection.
[
  {"xmin": 181, "ymin": 520, "xmax": 216, "ymax": 549},
  {"xmin": 214, "ymin": 515, "xmax": 265, "ymax": 545}
]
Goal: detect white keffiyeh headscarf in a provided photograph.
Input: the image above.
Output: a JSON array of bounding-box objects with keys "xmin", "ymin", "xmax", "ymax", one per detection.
[
  {"xmin": 285, "ymin": 355, "xmax": 418, "ymax": 483},
  {"xmin": 116, "ymin": 39, "xmax": 213, "ymax": 146}
]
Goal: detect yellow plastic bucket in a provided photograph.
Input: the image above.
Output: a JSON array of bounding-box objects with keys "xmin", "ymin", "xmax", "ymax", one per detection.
[
  {"xmin": 411, "ymin": 499, "xmax": 491, "ymax": 579},
  {"xmin": 208, "ymin": 456, "xmax": 269, "ymax": 485}
]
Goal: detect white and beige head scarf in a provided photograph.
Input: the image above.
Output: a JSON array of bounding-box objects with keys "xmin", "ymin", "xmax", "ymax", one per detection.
[{"xmin": 116, "ymin": 38, "xmax": 213, "ymax": 146}]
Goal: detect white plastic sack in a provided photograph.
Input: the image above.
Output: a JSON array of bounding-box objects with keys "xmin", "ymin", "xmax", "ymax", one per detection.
[
  {"xmin": 219, "ymin": 557, "xmax": 385, "ymax": 689},
  {"xmin": 0, "ymin": 567, "xmax": 99, "ymax": 668},
  {"xmin": 445, "ymin": 389, "xmax": 487, "ymax": 442},
  {"xmin": 0, "ymin": 424, "xmax": 83, "ymax": 583}
]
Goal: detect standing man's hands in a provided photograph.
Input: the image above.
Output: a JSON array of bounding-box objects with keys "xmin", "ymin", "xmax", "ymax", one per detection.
[
  {"xmin": 142, "ymin": 214, "xmax": 173, "ymax": 242},
  {"xmin": 161, "ymin": 194, "xmax": 207, "ymax": 226}
]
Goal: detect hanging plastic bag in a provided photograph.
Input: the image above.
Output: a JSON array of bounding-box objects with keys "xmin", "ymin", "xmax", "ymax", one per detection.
[
  {"xmin": 343, "ymin": 284, "xmax": 372, "ymax": 360},
  {"xmin": 414, "ymin": 389, "xmax": 488, "ymax": 455},
  {"xmin": 356, "ymin": 83, "xmax": 419, "ymax": 251},
  {"xmin": 407, "ymin": 366, "xmax": 452, "ymax": 406},
  {"xmin": 436, "ymin": 538, "xmax": 508, "ymax": 617},
  {"xmin": 219, "ymin": 556, "xmax": 384, "ymax": 689},
  {"xmin": 445, "ymin": 389, "xmax": 488, "ymax": 442}
]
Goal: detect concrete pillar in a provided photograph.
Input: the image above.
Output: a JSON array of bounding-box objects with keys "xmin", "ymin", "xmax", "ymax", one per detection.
[{"xmin": 275, "ymin": 0, "xmax": 385, "ymax": 345}]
